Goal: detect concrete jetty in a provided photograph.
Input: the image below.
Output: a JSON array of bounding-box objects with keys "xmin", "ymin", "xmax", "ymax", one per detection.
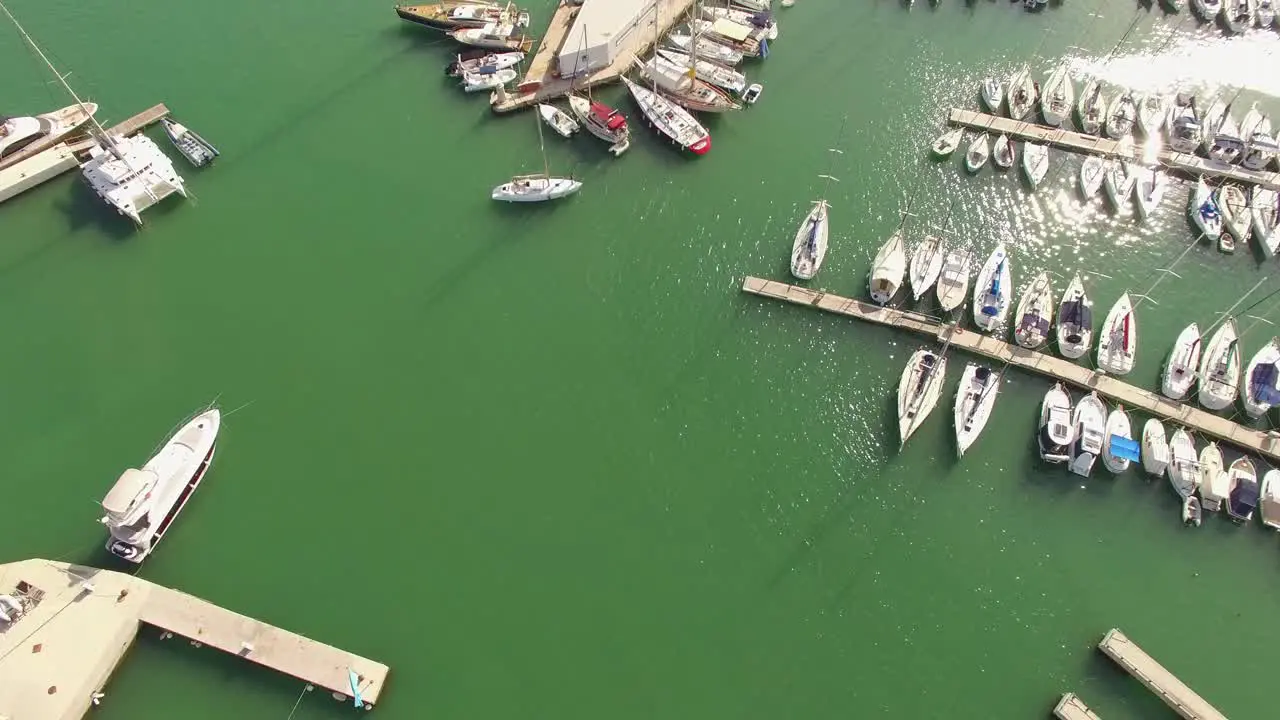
[
  {"xmin": 0, "ymin": 558, "xmax": 388, "ymax": 720},
  {"xmin": 1098, "ymin": 628, "xmax": 1226, "ymax": 720},
  {"xmin": 740, "ymin": 275, "xmax": 1280, "ymax": 462},
  {"xmin": 946, "ymin": 108, "xmax": 1280, "ymax": 191},
  {"xmin": 1054, "ymin": 693, "xmax": 1102, "ymax": 720}
]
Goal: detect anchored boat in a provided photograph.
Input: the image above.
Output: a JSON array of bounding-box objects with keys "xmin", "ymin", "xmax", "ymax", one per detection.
[{"xmin": 161, "ymin": 117, "xmax": 219, "ymax": 167}]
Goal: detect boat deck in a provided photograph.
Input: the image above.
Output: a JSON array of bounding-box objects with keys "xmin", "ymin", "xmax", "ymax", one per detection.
[
  {"xmin": 491, "ymin": 0, "xmax": 695, "ymax": 113},
  {"xmin": 741, "ymin": 275, "xmax": 1280, "ymax": 462},
  {"xmin": 1054, "ymin": 693, "xmax": 1102, "ymax": 720},
  {"xmin": 947, "ymin": 108, "xmax": 1280, "ymax": 191},
  {"xmin": 1098, "ymin": 628, "xmax": 1226, "ymax": 720}
]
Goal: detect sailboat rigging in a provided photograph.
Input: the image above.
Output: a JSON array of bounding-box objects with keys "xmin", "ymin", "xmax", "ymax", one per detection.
[{"xmin": 490, "ymin": 107, "xmax": 581, "ymax": 202}]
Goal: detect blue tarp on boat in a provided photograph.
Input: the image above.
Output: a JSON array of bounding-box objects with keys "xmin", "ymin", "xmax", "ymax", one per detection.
[
  {"xmin": 1108, "ymin": 436, "xmax": 1142, "ymax": 462},
  {"xmin": 1251, "ymin": 362, "xmax": 1280, "ymax": 405}
]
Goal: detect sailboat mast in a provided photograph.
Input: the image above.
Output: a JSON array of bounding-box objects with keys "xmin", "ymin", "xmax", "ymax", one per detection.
[{"xmin": 536, "ymin": 106, "xmax": 549, "ymax": 178}]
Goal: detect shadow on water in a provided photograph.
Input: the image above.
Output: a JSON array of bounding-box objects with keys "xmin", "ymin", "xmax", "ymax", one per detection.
[{"xmin": 55, "ymin": 182, "xmax": 137, "ymax": 242}]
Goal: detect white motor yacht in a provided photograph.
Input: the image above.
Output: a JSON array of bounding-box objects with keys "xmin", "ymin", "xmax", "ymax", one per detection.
[
  {"xmin": 1038, "ymin": 383, "xmax": 1073, "ymax": 464},
  {"xmin": 1167, "ymin": 428, "xmax": 1198, "ymax": 500},
  {"xmin": 1141, "ymin": 419, "xmax": 1169, "ymax": 477},
  {"xmin": 0, "ymin": 102, "xmax": 98, "ymax": 170},
  {"xmin": 1069, "ymin": 392, "xmax": 1107, "ymax": 477},
  {"xmin": 1102, "ymin": 405, "xmax": 1138, "ymax": 474}
]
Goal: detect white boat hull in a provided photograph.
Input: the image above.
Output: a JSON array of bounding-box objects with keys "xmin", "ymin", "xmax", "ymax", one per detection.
[
  {"xmin": 954, "ymin": 364, "xmax": 999, "ymax": 457},
  {"xmin": 790, "ymin": 201, "xmax": 829, "ymax": 280},
  {"xmin": 1141, "ymin": 419, "xmax": 1169, "ymax": 477}
]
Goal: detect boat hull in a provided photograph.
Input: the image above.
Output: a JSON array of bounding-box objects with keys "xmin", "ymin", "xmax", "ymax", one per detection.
[{"xmin": 107, "ymin": 444, "xmax": 215, "ymax": 563}]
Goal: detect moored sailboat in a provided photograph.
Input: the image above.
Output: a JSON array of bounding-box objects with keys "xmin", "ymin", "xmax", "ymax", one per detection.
[
  {"xmin": 1077, "ymin": 79, "xmax": 1106, "ymax": 136},
  {"xmin": 1013, "ymin": 272, "xmax": 1054, "ymax": 349},
  {"xmin": 1079, "ymin": 155, "xmax": 1106, "ymax": 199},
  {"xmin": 1136, "ymin": 92, "xmax": 1169, "ymax": 138},
  {"xmin": 1162, "ymin": 323, "xmax": 1202, "ymax": 400},
  {"xmin": 1224, "ymin": 457, "xmax": 1259, "ymax": 522},
  {"xmin": 935, "ymin": 249, "xmax": 971, "ymax": 313},
  {"xmin": 1006, "ymin": 68, "xmax": 1037, "ymax": 121},
  {"xmin": 964, "ymin": 132, "xmax": 990, "ymax": 173},
  {"xmin": 1106, "ymin": 91, "xmax": 1138, "ymax": 139},
  {"xmin": 789, "ymin": 142, "xmax": 841, "ymax": 281},
  {"xmin": 992, "ymin": 134, "xmax": 1014, "ymax": 169},
  {"xmin": 567, "ymin": 93, "xmax": 630, "ymax": 156},
  {"xmin": 899, "ymin": 349, "xmax": 948, "ymax": 448},
  {"xmin": 1198, "ymin": 442, "xmax": 1223, "ymax": 511},
  {"xmin": 655, "ymin": 48, "xmax": 747, "ymax": 95},
  {"xmin": 638, "ymin": 54, "xmax": 742, "ymax": 113},
  {"xmin": 1188, "ymin": 178, "xmax": 1224, "ymax": 239},
  {"xmin": 972, "ymin": 245, "xmax": 1012, "ymax": 333},
  {"xmin": 1096, "ymin": 293, "xmax": 1137, "ymax": 375},
  {"xmin": 909, "ymin": 234, "xmax": 944, "ymax": 301},
  {"xmin": 1040, "ymin": 62, "xmax": 1074, "ymax": 127},
  {"xmin": 1259, "ymin": 469, "xmax": 1280, "ymax": 529},
  {"xmin": 1197, "ymin": 318, "xmax": 1241, "ymax": 411},
  {"xmin": 869, "ymin": 215, "xmax": 909, "ymax": 305},
  {"xmin": 620, "ymin": 76, "xmax": 711, "ymax": 155},
  {"xmin": 1241, "ymin": 338, "xmax": 1280, "ymax": 418},
  {"xmin": 1165, "ymin": 93, "xmax": 1202, "ymax": 154},
  {"xmin": 0, "ymin": 102, "xmax": 98, "ymax": 171},
  {"xmin": 1022, "ymin": 142, "xmax": 1049, "ymax": 189},
  {"xmin": 491, "ymin": 108, "xmax": 581, "ymax": 202},
  {"xmin": 1056, "ymin": 273, "xmax": 1093, "ymax": 359},
  {"xmin": 954, "ymin": 364, "xmax": 999, "ymax": 457}
]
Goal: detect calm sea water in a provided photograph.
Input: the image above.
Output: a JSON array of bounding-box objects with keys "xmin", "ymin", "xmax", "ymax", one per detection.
[{"xmin": 3, "ymin": 0, "xmax": 1280, "ymax": 718}]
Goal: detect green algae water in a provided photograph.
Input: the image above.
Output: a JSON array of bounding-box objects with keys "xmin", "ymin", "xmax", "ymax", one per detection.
[{"xmin": 4, "ymin": 0, "xmax": 1280, "ymax": 717}]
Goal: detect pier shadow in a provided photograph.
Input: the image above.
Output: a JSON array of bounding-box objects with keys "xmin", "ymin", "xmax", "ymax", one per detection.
[{"xmin": 1082, "ymin": 649, "xmax": 1172, "ymax": 718}]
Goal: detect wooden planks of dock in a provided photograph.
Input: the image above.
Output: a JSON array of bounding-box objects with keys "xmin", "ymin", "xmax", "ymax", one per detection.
[
  {"xmin": 946, "ymin": 108, "xmax": 1280, "ymax": 191},
  {"xmin": 1098, "ymin": 629, "xmax": 1226, "ymax": 720},
  {"xmin": 740, "ymin": 275, "xmax": 1280, "ymax": 462},
  {"xmin": 1054, "ymin": 693, "xmax": 1102, "ymax": 720},
  {"xmin": 65, "ymin": 103, "xmax": 170, "ymax": 154}
]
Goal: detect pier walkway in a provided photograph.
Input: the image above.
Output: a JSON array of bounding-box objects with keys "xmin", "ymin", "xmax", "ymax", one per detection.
[
  {"xmin": 492, "ymin": 0, "xmax": 695, "ymax": 113},
  {"xmin": 1054, "ymin": 693, "xmax": 1102, "ymax": 720},
  {"xmin": 741, "ymin": 275, "xmax": 1280, "ymax": 462},
  {"xmin": 1098, "ymin": 628, "xmax": 1226, "ymax": 720},
  {"xmin": 947, "ymin": 108, "xmax": 1280, "ymax": 191}
]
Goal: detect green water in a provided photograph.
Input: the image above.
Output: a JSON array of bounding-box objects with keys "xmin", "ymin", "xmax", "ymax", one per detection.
[{"xmin": 4, "ymin": 0, "xmax": 1280, "ymax": 717}]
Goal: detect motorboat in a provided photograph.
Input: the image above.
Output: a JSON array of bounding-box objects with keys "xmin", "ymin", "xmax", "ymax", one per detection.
[
  {"xmin": 1133, "ymin": 167, "xmax": 1167, "ymax": 221},
  {"xmin": 395, "ymin": 2, "xmax": 511, "ymax": 31},
  {"xmin": 1216, "ymin": 184, "xmax": 1251, "ymax": 244},
  {"xmin": 972, "ymin": 244, "xmax": 1012, "ymax": 333},
  {"xmin": 868, "ymin": 222, "xmax": 908, "ymax": 304},
  {"xmin": 700, "ymin": 5, "xmax": 778, "ymax": 40},
  {"xmin": 1006, "ymin": 68, "xmax": 1037, "ymax": 121},
  {"xmin": 1096, "ymin": 293, "xmax": 1137, "ymax": 375},
  {"xmin": 1241, "ymin": 114, "xmax": 1277, "ymax": 171},
  {"xmin": 654, "ymin": 49, "xmax": 746, "ymax": 95},
  {"xmin": 1167, "ymin": 428, "xmax": 1198, "ymax": 499},
  {"xmin": 1102, "ymin": 405, "xmax": 1139, "ymax": 474},
  {"xmin": 964, "ymin": 132, "xmax": 990, "ymax": 173},
  {"xmin": 1056, "ymin": 273, "xmax": 1093, "ymax": 359},
  {"xmin": 666, "ymin": 31, "xmax": 745, "ymax": 66},
  {"xmin": 1241, "ymin": 338, "xmax": 1280, "ymax": 418},
  {"xmin": 1260, "ymin": 469, "xmax": 1280, "ymax": 529},
  {"xmin": 1222, "ymin": 0, "xmax": 1254, "ymax": 33},
  {"xmin": 101, "ymin": 408, "xmax": 220, "ymax": 563},
  {"xmin": 790, "ymin": 200, "xmax": 830, "ymax": 281},
  {"xmin": 1069, "ymin": 392, "xmax": 1107, "ymax": 477},
  {"xmin": 1199, "ymin": 98, "xmax": 1227, "ymax": 155},
  {"xmin": 1183, "ymin": 496, "xmax": 1203, "ymax": 527},
  {"xmin": 981, "ymin": 77, "xmax": 1004, "ymax": 113},
  {"xmin": 1013, "ymin": 272, "xmax": 1054, "ymax": 349},
  {"xmin": 1199, "ymin": 443, "xmax": 1224, "ymax": 510},
  {"xmin": 0, "ymin": 102, "xmax": 98, "ymax": 171},
  {"xmin": 1022, "ymin": 142, "xmax": 1049, "ymax": 189},
  {"xmin": 1197, "ymin": 318, "xmax": 1240, "ymax": 411},
  {"xmin": 620, "ymin": 77, "xmax": 710, "ymax": 155},
  {"xmin": 898, "ymin": 349, "xmax": 947, "ymax": 448},
  {"xmin": 639, "ymin": 55, "xmax": 742, "ymax": 113},
  {"xmin": 1252, "ymin": 187, "xmax": 1279, "ymax": 256},
  {"xmin": 450, "ymin": 21, "xmax": 533, "ymax": 51},
  {"xmin": 1191, "ymin": 0, "xmax": 1224, "ymax": 21},
  {"xmin": 159, "ymin": 117, "xmax": 219, "ymax": 168},
  {"xmin": 1038, "ymin": 383, "xmax": 1074, "ymax": 464},
  {"xmin": 992, "ymin": 134, "xmax": 1014, "ymax": 169},
  {"xmin": 1103, "ymin": 159, "xmax": 1136, "ymax": 211},
  {"xmin": 931, "ymin": 127, "xmax": 964, "ymax": 158},
  {"xmin": 82, "ymin": 135, "xmax": 187, "ymax": 225},
  {"xmin": 954, "ymin": 364, "xmax": 999, "ymax": 457},
  {"xmin": 445, "ymin": 50, "xmax": 523, "ymax": 77},
  {"xmin": 1141, "ymin": 418, "xmax": 1169, "ymax": 477},
  {"xmin": 537, "ymin": 104, "xmax": 580, "ymax": 137},
  {"xmin": 1187, "ymin": 178, "xmax": 1224, "ymax": 240},
  {"xmin": 1224, "ymin": 457, "xmax": 1259, "ymax": 522},
  {"xmin": 567, "ymin": 94, "xmax": 630, "ymax": 156},
  {"xmin": 461, "ymin": 67, "xmax": 516, "ymax": 92},
  {"xmin": 1165, "ymin": 94, "xmax": 1202, "ymax": 154},
  {"xmin": 1077, "ymin": 79, "xmax": 1106, "ymax": 136},
  {"xmin": 741, "ymin": 84, "xmax": 762, "ymax": 105},
  {"xmin": 909, "ymin": 234, "xmax": 944, "ymax": 301},
  {"xmin": 1040, "ymin": 62, "xmax": 1074, "ymax": 127},
  {"xmin": 1079, "ymin": 156, "xmax": 1106, "ymax": 199},
  {"xmin": 1136, "ymin": 93, "xmax": 1169, "ymax": 138},
  {"xmin": 1105, "ymin": 91, "xmax": 1137, "ymax": 139},
  {"xmin": 1208, "ymin": 107, "xmax": 1245, "ymax": 165},
  {"xmin": 935, "ymin": 249, "xmax": 971, "ymax": 313},
  {"xmin": 1162, "ymin": 323, "xmax": 1201, "ymax": 400}
]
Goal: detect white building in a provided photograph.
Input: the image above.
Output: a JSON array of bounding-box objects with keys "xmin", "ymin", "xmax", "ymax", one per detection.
[{"xmin": 556, "ymin": 0, "xmax": 656, "ymax": 78}]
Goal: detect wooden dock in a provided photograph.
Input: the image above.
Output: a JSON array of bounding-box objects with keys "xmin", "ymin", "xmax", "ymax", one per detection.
[
  {"xmin": 491, "ymin": 0, "xmax": 695, "ymax": 113},
  {"xmin": 947, "ymin": 108, "xmax": 1280, "ymax": 192},
  {"xmin": 66, "ymin": 103, "xmax": 171, "ymax": 155},
  {"xmin": 1054, "ymin": 693, "xmax": 1102, "ymax": 720},
  {"xmin": 1098, "ymin": 628, "xmax": 1226, "ymax": 720},
  {"xmin": 741, "ymin": 275, "xmax": 1280, "ymax": 462}
]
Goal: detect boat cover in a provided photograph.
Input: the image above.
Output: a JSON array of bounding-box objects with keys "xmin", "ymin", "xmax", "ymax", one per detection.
[
  {"xmin": 1231, "ymin": 480, "xmax": 1260, "ymax": 508},
  {"xmin": 102, "ymin": 468, "xmax": 155, "ymax": 515},
  {"xmin": 1108, "ymin": 436, "xmax": 1142, "ymax": 462},
  {"xmin": 1019, "ymin": 314, "xmax": 1050, "ymax": 336},
  {"xmin": 711, "ymin": 18, "xmax": 752, "ymax": 42},
  {"xmin": 1251, "ymin": 362, "xmax": 1280, "ymax": 405}
]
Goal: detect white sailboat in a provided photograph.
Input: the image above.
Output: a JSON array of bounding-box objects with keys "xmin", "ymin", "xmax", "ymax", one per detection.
[
  {"xmin": 972, "ymin": 245, "xmax": 1012, "ymax": 333},
  {"xmin": 1040, "ymin": 62, "xmax": 1074, "ymax": 127},
  {"xmin": 1056, "ymin": 273, "xmax": 1093, "ymax": 359},
  {"xmin": 1209, "ymin": 106, "xmax": 1245, "ymax": 165},
  {"xmin": 1069, "ymin": 392, "xmax": 1106, "ymax": 478},
  {"xmin": 1260, "ymin": 469, "xmax": 1280, "ymax": 529},
  {"xmin": 667, "ymin": 30, "xmax": 744, "ymax": 66},
  {"xmin": 1192, "ymin": 0, "xmax": 1225, "ymax": 20},
  {"xmin": 954, "ymin": 364, "xmax": 999, "ymax": 457},
  {"xmin": 0, "ymin": 102, "xmax": 98, "ymax": 171},
  {"xmin": 1197, "ymin": 318, "xmax": 1240, "ymax": 411},
  {"xmin": 1079, "ymin": 156, "xmax": 1106, "ymax": 199},
  {"xmin": 1105, "ymin": 91, "xmax": 1138, "ymax": 139},
  {"xmin": 1103, "ymin": 159, "xmax": 1136, "ymax": 210},
  {"xmin": 1165, "ymin": 94, "xmax": 1202, "ymax": 154},
  {"xmin": 1136, "ymin": 92, "xmax": 1169, "ymax": 138},
  {"xmin": 1133, "ymin": 167, "xmax": 1167, "ymax": 222},
  {"xmin": 1188, "ymin": 178, "xmax": 1224, "ymax": 240},
  {"xmin": 789, "ymin": 142, "xmax": 842, "ymax": 280},
  {"xmin": 1022, "ymin": 142, "xmax": 1049, "ymax": 189},
  {"xmin": 1240, "ymin": 337, "xmax": 1280, "ymax": 418},
  {"xmin": 1223, "ymin": 0, "xmax": 1254, "ymax": 32},
  {"xmin": 1141, "ymin": 419, "xmax": 1169, "ymax": 478},
  {"xmin": 1038, "ymin": 383, "xmax": 1074, "ymax": 464},
  {"xmin": 1101, "ymin": 405, "xmax": 1136, "ymax": 474},
  {"xmin": 1162, "ymin": 324, "xmax": 1202, "ymax": 400},
  {"xmin": 964, "ymin": 132, "xmax": 990, "ymax": 173},
  {"xmin": 981, "ymin": 77, "xmax": 1004, "ymax": 113},
  {"xmin": 898, "ymin": 349, "xmax": 947, "ymax": 448},
  {"xmin": 101, "ymin": 409, "xmax": 220, "ymax": 563},
  {"xmin": 909, "ymin": 234, "xmax": 945, "ymax": 301},
  {"xmin": 1251, "ymin": 187, "xmax": 1279, "ymax": 256},
  {"xmin": 491, "ymin": 108, "xmax": 582, "ymax": 202},
  {"xmin": 1199, "ymin": 98, "xmax": 1227, "ymax": 155},
  {"xmin": 1006, "ymin": 68, "xmax": 1037, "ymax": 121},
  {"xmin": 1077, "ymin": 79, "xmax": 1106, "ymax": 136},
  {"xmin": 1013, "ymin": 272, "xmax": 1054, "ymax": 349},
  {"xmin": 620, "ymin": 76, "xmax": 711, "ymax": 155},
  {"xmin": 1096, "ymin": 293, "xmax": 1137, "ymax": 375},
  {"xmin": 1167, "ymin": 428, "xmax": 1198, "ymax": 500},
  {"xmin": 1242, "ymin": 112, "xmax": 1277, "ymax": 171},
  {"xmin": 869, "ymin": 213, "xmax": 909, "ymax": 305},
  {"xmin": 462, "ymin": 66, "xmax": 517, "ymax": 91},
  {"xmin": 654, "ymin": 48, "xmax": 747, "ymax": 95},
  {"xmin": 931, "ymin": 127, "xmax": 964, "ymax": 158},
  {"xmin": 1198, "ymin": 443, "xmax": 1224, "ymax": 510},
  {"xmin": 1216, "ymin": 184, "xmax": 1251, "ymax": 243},
  {"xmin": 1224, "ymin": 457, "xmax": 1259, "ymax": 522},
  {"xmin": 935, "ymin": 249, "xmax": 971, "ymax": 313},
  {"xmin": 992, "ymin": 134, "xmax": 1014, "ymax": 169}
]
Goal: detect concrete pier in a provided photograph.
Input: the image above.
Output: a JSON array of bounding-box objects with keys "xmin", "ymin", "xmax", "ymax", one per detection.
[
  {"xmin": 1098, "ymin": 628, "xmax": 1226, "ymax": 720},
  {"xmin": 1054, "ymin": 693, "xmax": 1102, "ymax": 720},
  {"xmin": 0, "ymin": 559, "xmax": 388, "ymax": 720},
  {"xmin": 740, "ymin": 275, "xmax": 1280, "ymax": 462},
  {"xmin": 946, "ymin": 109, "xmax": 1280, "ymax": 191}
]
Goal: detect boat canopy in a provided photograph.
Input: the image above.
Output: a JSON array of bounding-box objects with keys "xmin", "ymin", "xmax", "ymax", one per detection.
[
  {"xmin": 1251, "ymin": 362, "xmax": 1280, "ymax": 405},
  {"xmin": 711, "ymin": 18, "xmax": 752, "ymax": 42},
  {"xmin": 1231, "ymin": 480, "xmax": 1260, "ymax": 506},
  {"xmin": 1109, "ymin": 436, "xmax": 1142, "ymax": 462},
  {"xmin": 102, "ymin": 468, "xmax": 155, "ymax": 516},
  {"xmin": 1019, "ymin": 314, "xmax": 1050, "ymax": 335}
]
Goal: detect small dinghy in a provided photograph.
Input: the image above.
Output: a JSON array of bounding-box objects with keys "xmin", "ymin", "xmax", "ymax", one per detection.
[
  {"xmin": 1224, "ymin": 457, "xmax": 1259, "ymax": 522},
  {"xmin": 1167, "ymin": 428, "xmax": 1198, "ymax": 499},
  {"xmin": 1022, "ymin": 142, "xmax": 1049, "ymax": 189},
  {"xmin": 992, "ymin": 134, "xmax": 1014, "ymax": 169},
  {"xmin": 935, "ymin": 249, "xmax": 971, "ymax": 313},
  {"xmin": 1039, "ymin": 62, "xmax": 1074, "ymax": 127},
  {"xmin": 981, "ymin": 77, "xmax": 1004, "ymax": 113},
  {"xmin": 789, "ymin": 199, "xmax": 830, "ymax": 281},
  {"xmin": 898, "ymin": 348, "xmax": 947, "ymax": 448},
  {"xmin": 1013, "ymin": 272, "xmax": 1054, "ymax": 349},
  {"xmin": 1077, "ymin": 79, "xmax": 1106, "ymax": 136},
  {"xmin": 1162, "ymin": 323, "xmax": 1202, "ymax": 400},
  {"xmin": 1096, "ymin": 293, "xmax": 1137, "ymax": 375},
  {"xmin": 1142, "ymin": 419, "xmax": 1170, "ymax": 477},
  {"xmin": 1188, "ymin": 178, "xmax": 1224, "ymax": 240},
  {"xmin": 1259, "ymin": 469, "xmax": 1280, "ymax": 529},
  {"xmin": 909, "ymin": 234, "xmax": 945, "ymax": 301},
  {"xmin": 1199, "ymin": 443, "xmax": 1224, "ymax": 509},
  {"xmin": 1069, "ymin": 392, "xmax": 1107, "ymax": 478},
  {"xmin": 972, "ymin": 244, "xmax": 1012, "ymax": 333},
  {"xmin": 1079, "ymin": 155, "xmax": 1106, "ymax": 199},
  {"xmin": 1183, "ymin": 496, "xmax": 1203, "ymax": 527},
  {"xmin": 1038, "ymin": 383, "xmax": 1074, "ymax": 464},
  {"xmin": 1106, "ymin": 91, "xmax": 1138, "ymax": 139},
  {"xmin": 1219, "ymin": 232, "xmax": 1236, "ymax": 254},
  {"xmin": 1104, "ymin": 159, "xmax": 1136, "ymax": 211},
  {"xmin": 964, "ymin": 132, "xmax": 990, "ymax": 173},
  {"xmin": 1198, "ymin": 319, "xmax": 1240, "ymax": 411},
  {"xmin": 1216, "ymin": 184, "xmax": 1251, "ymax": 244},
  {"xmin": 868, "ymin": 221, "xmax": 908, "ymax": 304},
  {"xmin": 931, "ymin": 127, "xmax": 964, "ymax": 158},
  {"xmin": 1136, "ymin": 93, "xmax": 1169, "ymax": 138},
  {"xmin": 1006, "ymin": 68, "xmax": 1037, "ymax": 121},
  {"xmin": 160, "ymin": 117, "xmax": 219, "ymax": 168},
  {"xmin": 1250, "ymin": 187, "xmax": 1279, "ymax": 256},
  {"xmin": 742, "ymin": 84, "xmax": 763, "ymax": 105},
  {"xmin": 1056, "ymin": 273, "xmax": 1093, "ymax": 359},
  {"xmin": 537, "ymin": 104, "xmax": 580, "ymax": 137},
  {"xmin": 1102, "ymin": 405, "xmax": 1139, "ymax": 474},
  {"xmin": 1241, "ymin": 338, "xmax": 1280, "ymax": 418},
  {"xmin": 954, "ymin": 363, "xmax": 999, "ymax": 457}
]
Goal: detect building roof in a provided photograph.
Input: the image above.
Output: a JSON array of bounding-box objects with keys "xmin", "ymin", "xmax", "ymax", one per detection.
[{"xmin": 561, "ymin": 0, "xmax": 652, "ymax": 52}]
